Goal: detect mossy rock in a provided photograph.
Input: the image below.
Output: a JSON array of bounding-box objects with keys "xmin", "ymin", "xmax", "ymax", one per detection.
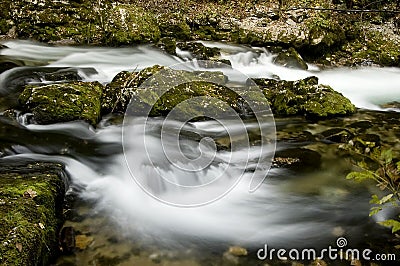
[
  {"xmin": 273, "ymin": 47, "xmax": 308, "ymax": 70},
  {"xmin": 157, "ymin": 37, "xmax": 177, "ymax": 55},
  {"xmin": 103, "ymin": 65, "xmax": 228, "ymax": 115},
  {"xmin": 157, "ymin": 13, "xmax": 191, "ymax": 40},
  {"xmin": 102, "ymin": 65, "xmax": 166, "ymax": 114},
  {"xmin": 0, "ymin": 161, "xmax": 66, "ymax": 266},
  {"xmin": 255, "ymin": 76, "xmax": 356, "ymax": 119},
  {"xmin": 176, "ymin": 42, "xmax": 220, "ymax": 60},
  {"xmin": 19, "ymin": 81, "xmax": 103, "ymax": 125},
  {"xmin": 130, "ymin": 80, "xmax": 244, "ymax": 119},
  {"xmin": 105, "ymin": 4, "xmax": 160, "ymax": 45}
]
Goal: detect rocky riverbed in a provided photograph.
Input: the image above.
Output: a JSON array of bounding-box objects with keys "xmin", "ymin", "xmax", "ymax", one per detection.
[{"xmin": 0, "ymin": 1, "xmax": 400, "ymax": 265}]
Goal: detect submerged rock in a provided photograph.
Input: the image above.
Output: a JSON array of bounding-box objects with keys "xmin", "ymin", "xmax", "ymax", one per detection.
[
  {"xmin": 317, "ymin": 128, "xmax": 354, "ymax": 144},
  {"xmin": 274, "ymin": 148, "xmax": 321, "ymax": 171},
  {"xmin": 255, "ymin": 76, "xmax": 356, "ymax": 119},
  {"xmin": 0, "ymin": 161, "xmax": 66, "ymax": 266},
  {"xmin": 228, "ymin": 246, "xmax": 248, "ymax": 256},
  {"xmin": 19, "ymin": 81, "xmax": 103, "ymax": 125}
]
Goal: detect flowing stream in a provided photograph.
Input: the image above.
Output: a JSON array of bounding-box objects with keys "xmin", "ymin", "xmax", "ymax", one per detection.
[{"xmin": 1, "ymin": 40, "xmax": 399, "ymax": 264}]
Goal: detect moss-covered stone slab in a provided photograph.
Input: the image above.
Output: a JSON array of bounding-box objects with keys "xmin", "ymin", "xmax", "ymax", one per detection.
[
  {"xmin": 19, "ymin": 82, "xmax": 103, "ymax": 125},
  {"xmin": 255, "ymin": 76, "xmax": 356, "ymax": 119},
  {"xmin": 0, "ymin": 162, "xmax": 66, "ymax": 266}
]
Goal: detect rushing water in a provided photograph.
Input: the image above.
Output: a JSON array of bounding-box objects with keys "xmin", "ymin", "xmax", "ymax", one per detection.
[{"xmin": 1, "ymin": 40, "xmax": 399, "ymax": 264}]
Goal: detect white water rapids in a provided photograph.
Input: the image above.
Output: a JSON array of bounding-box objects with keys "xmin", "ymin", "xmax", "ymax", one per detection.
[{"xmin": 0, "ymin": 40, "xmax": 399, "ymax": 250}]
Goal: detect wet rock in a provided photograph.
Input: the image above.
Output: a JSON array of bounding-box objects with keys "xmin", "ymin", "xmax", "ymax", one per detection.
[
  {"xmin": 59, "ymin": 226, "xmax": 76, "ymax": 254},
  {"xmin": 380, "ymin": 101, "xmax": 400, "ymax": 109},
  {"xmin": 0, "ymin": 67, "xmax": 96, "ymax": 97},
  {"xmin": 317, "ymin": 128, "xmax": 354, "ymax": 143},
  {"xmin": 176, "ymin": 42, "xmax": 220, "ymax": 60},
  {"xmin": 274, "ymin": 148, "xmax": 321, "ymax": 171},
  {"xmin": 0, "ymin": 161, "xmax": 66, "ymax": 266},
  {"xmin": 273, "ymin": 47, "xmax": 308, "ymax": 70},
  {"xmin": 255, "ymin": 76, "xmax": 356, "ymax": 119},
  {"xmin": 278, "ymin": 130, "xmax": 315, "ymax": 143},
  {"xmin": 353, "ymin": 134, "xmax": 381, "ymax": 152},
  {"xmin": 0, "ymin": 57, "xmax": 24, "ymax": 74},
  {"xmin": 157, "ymin": 37, "xmax": 177, "ymax": 55},
  {"xmin": 348, "ymin": 120, "xmax": 373, "ymax": 130},
  {"xmin": 19, "ymin": 81, "xmax": 103, "ymax": 125}
]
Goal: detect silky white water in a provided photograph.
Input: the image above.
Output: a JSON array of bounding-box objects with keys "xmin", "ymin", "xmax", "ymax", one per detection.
[{"xmin": 1, "ymin": 40, "xmax": 399, "ymax": 250}]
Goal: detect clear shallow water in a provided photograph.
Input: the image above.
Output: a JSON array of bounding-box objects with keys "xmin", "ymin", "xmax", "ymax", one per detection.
[{"xmin": 0, "ymin": 41, "xmax": 399, "ymax": 262}]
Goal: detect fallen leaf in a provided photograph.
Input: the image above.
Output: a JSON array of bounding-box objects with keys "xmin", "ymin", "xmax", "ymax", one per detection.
[
  {"xmin": 16, "ymin": 243, "xmax": 22, "ymax": 252},
  {"xmin": 23, "ymin": 188, "xmax": 37, "ymax": 199}
]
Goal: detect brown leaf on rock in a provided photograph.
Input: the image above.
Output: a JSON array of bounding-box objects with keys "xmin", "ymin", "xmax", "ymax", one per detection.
[
  {"xmin": 23, "ymin": 188, "xmax": 37, "ymax": 199},
  {"xmin": 16, "ymin": 243, "xmax": 22, "ymax": 252}
]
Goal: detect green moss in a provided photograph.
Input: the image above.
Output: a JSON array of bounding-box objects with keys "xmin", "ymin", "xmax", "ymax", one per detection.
[
  {"xmin": 157, "ymin": 13, "xmax": 191, "ymax": 40},
  {"xmin": 0, "ymin": 19, "xmax": 10, "ymax": 35},
  {"xmin": 102, "ymin": 65, "xmax": 166, "ymax": 114},
  {"xmin": 274, "ymin": 47, "xmax": 308, "ymax": 70},
  {"xmin": 128, "ymin": 80, "xmax": 242, "ymax": 119},
  {"xmin": 304, "ymin": 14, "xmax": 346, "ymax": 57},
  {"xmin": 255, "ymin": 76, "xmax": 356, "ymax": 118},
  {"xmin": 103, "ymin": 65, "xmax": 229, "ymax": 115},
  {"xmin": 19, "ymin": 82, "xmax": 103, "ymax": 125},
  {"xmin": 0, "ymin": 162, "xmax": 65, "ymax": 266},
  {"xmin": 104, "ymin": 4, "xmax": 160, "ymax": 45},
  {"xmin": 339, "ymin": 28, "xmax": 400, "ymax": 66}
]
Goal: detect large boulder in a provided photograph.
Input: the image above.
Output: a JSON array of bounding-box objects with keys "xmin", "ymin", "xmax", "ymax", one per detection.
[
  {"xmin": 0, "ymin": 161, "xmax": 66, "ymax": 266},
  {"xmin": 130, "ymin": 80, "xmax": 243, "ymax": 118},
  {"xmin": 19, "ymin": 81, "xmax": 103, "ymax": 125},
  {"xmin": 102, "ymin": 65, "xmax": 228, "ymax": 115},
  {"xmin": 255, "ymin": 76, "xmax": 356, "ymax": 118}
]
